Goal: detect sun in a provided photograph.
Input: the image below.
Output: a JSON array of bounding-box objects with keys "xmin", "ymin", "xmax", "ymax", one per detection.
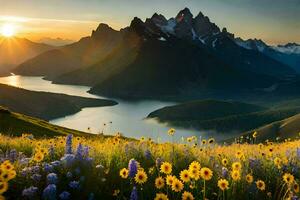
[{"xmin": 1, "ymin": 23, "xmax": 16, "ymax": 37}]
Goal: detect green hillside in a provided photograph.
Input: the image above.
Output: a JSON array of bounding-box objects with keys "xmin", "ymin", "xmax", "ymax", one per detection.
[
  {"xmin": 148, "ymin": 99, "xmax": 300, "ymax": 134},
  {"xmin": 0, "ymin": 106, "xmax": 90, "ymax": 137},
  {"xmin": 0, "ymin": 83, "xmax": 117, "ymax": 120},
  {"xmin": 240, "ymin": 113, "xmax": 300, "ymax": 142}
]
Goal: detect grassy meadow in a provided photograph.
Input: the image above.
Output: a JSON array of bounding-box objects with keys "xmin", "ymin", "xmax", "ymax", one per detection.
[{"xmin": 0, "ymin": 130, "xmax": 299, "ymax": 200}]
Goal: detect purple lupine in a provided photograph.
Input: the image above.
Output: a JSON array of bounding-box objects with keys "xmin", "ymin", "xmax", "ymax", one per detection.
[
  {"xmin": 130, "ymin": 186, "xmax": 138, "ymax": 200},
  {"xmin": 155, "ymin": 158, "xmax": 163, "ymax": 168},
  {"xmin": 297, "ymin": 148, "xmax": 300, "ymax": 159},
  {"xmin": 31, "ymin": 174, "xmax": 42, "ymax": 182},
  {"xmin": 144, "ymin": 149, "xmax": 151, "ymax": 160},
  {"xmin": 128, "ymin": 159, "xmax": 138, "ymax": 178},
  {"xmin": 61, "ymin": 154, "xmax": 75, "ymax": 168},
  {"xmin": 22, "ymin": 186, "xmax": 38, "ymax": 198},
  {"xmin": 44, "ymin": 164, "xmax": 54, "ymax": 173},
  {"xmin": 47, "ymin": 173, "xmax": 58, "ymax": 184},
  {"xmin": 9, "ymin": 149, "xmax": 17, "ymax": 162},
  {"xmin": 83, "ymin": 146, "xmax": 89, "ymax": 157},
  {"xmin": 43, "ymin": 184, "xmax": 56, "ymax": 200},
  {"xmin": 75, "ymin": 143, "xmax": 84, "ymax": 161},
  {"xmin": 69, "ymin": 181, "xmax": 80, "ymax": 189},
  {"xmin": 59, "ymin": 191, "xmax": 71, "ymax": 200},
  {"xmin": 222, "ymin": 167, "xmax": 228, "ymax": 178},
  {"xmin": 65, "ymin": 134, "xmax": 73, "ymax": 154}
]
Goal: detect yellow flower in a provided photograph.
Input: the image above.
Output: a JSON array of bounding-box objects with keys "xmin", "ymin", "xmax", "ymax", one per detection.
[
  {"xmin": 201, "ymin": 140, "xmax": 207, "ymax": 145},
  {"xmin": 200, "ymin": 167, "xmax": 213, "ymax": 181},
  {"xmin": 119, "ymin": 168, "xmax": 128, "ymax": 179},
  {"xmin": 189, "ymin": 161, "xmax": 201, "ymax": 171},
  {"xmin": 256, "ymin": 180, "xmax": 266, "ymax": 191},
  {"xmin": 180, "ymin": 170, "xmax": 190, "ymax": 183},
  {"xmin": 293, "ymin": 183, "xmax": 299, "ymax": 193},
  {"xmin": 231, "ymin": 170, "xmax": 241, "ymax": 181},
  {"xmin": 168, "ymin": 128, "xmax": 175, "ymax": 136},
  {"xmin": 33, "ymin": 152, "xmax": 44, "ymax": 162},
  {"xmin": 221, "ymin": 158, "xmax": 228, "ymax": 166},
  {"xmin": 166, "ymin": 175, "xmax": 175, "ymax": 186},
  {"xmin": 232, "ymin": 162, "xmax": 242, "ymax": 171},
  {"xmin": 274, "ymin": 157, "xmax": 281, "ymax": 167},
  {"xmin": 0, "ymin": 181, "xmax": 8, "ymax": 194},
  {"xmin": 134, "ymin": 170, "xmax": 148, "ymax": 184},
  {"xmin": 246, "ymin": 174, "xmax": 253, "ymax": 183},
  {"xmin": 283, "ymin": 173, "xmax": 294, "ymax": 184},
  {"xmin": 188, "ymin": 168, "xmax": 200, "ymax": 180},
  {"xmin": 235, "ymin": 151, "xmax": 244, "ymax": 159},
  {"xmin": 1, "ymin": 162, "xmax": 14, "ymax": 172},
  {"xmin": 160, "ymin": 162, "xmax": 172, "ymax": 174},
  {"xmin": 218, "ymin": 179, "xmax": 229, "ymax": 191},
  {"xmin": 171, "ymin": 178, "xmax": 184, "ymax": 192},
  {"xmin": 208, "ymin": 138, "xmax": 215, "ymax": 144},
  {"xmin": 253, "ymin": 131, "xmax": 258, "ymax": 138},
  {"xmin": 182, "ymin": 191, "xmax": 194, "ymax": 200},
  {"xmin": 155, "ymin": 177, "xmax": 165, "ymax": 189},
  {"xmin": 154, "ymin": 193, "xmax": 169, "ymax": 200}
]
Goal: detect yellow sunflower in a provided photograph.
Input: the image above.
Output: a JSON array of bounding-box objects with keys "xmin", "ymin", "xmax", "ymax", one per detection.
[
  {"xmin": 218, "ymin": 179, "xmax": 229, "ymax": 191},
  {"xmin": 168, "ymin": 128, "xmax": 175, "ymax": 136},
  {"xmin": 188, "ymin": 168, "xmax": 200, "ymax": 180},
  {"xmin": 154, "ymin": 193, "xmax": 169, "ymax": 200},
  {"xmin": 231, "ymin": 170, "xmax": 241, "ymax": 181},
  {"xmin": 33, "ymin": 152, "xmax": 44, "ymax": 162},
  {"xmin": 0, "ymin": 181, "xmax": 8, "ymax": 195},
  {"xmin": 293, "ymin": 183, "xmax": 299, "ymax": 193},
  {"xmin": 171, "ymin": 179, "xmax": 184, "ymax": 192},
  {"xmin": 256, "ymin": 180, "xmax": 266, "ymax": 191},
  {"xmin": 155, "ymin": 177, "xmax": 165, "ymax": 189},
  {"xmin": 200, "ymin": 167, "xmax": 213, "ymax": 181},
  {"xmin": 283, "ymin": 173, "xmax": 294, "ymax": 184},
  {"xmin": 182, "ymin": 191, "xmax": 194, "ymax": 200},
  {"xmin": 166, "ymin": 175, "xmax": 175, "ymax": 186},
  {"xmin": 246, "ymin": 174, "xmax": 253, "ymax": 183},
  {"xmin": 221, "ymin": 158, "xmax": 228, "ymax": 166},
  {"xmin": 134, "ymin": 170, "xmax": 148, "ymax": 184},
  {"xmin": 189, "ymin": 161, "xmax": 201, "ymax": 171},
  {"xmin": 231, "ymin": 162, "xmax": 242, "ymax": 171},
  {"xmin": 119, "ymin": 168, "xmax": 129, "ymax": 179},
  {"xmin": 180, "ymin": 170, "xmax": 190, "ymax": 183},
  {"xmin": 160, "ymin": 162, "xmax": 172, "ymax": 174}
]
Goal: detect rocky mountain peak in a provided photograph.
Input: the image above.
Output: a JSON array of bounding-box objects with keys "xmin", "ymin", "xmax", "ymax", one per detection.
[
  {"xmin": 176, "ymin": 7, "xmax": 193, "ymax": 24},
  {"xmin": 91, "ymin": 23, "xmax": 118, "ymax": 40}
]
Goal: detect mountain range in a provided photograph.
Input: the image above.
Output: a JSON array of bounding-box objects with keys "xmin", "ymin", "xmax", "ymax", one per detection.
[
  {"xmin": 0, "ymin": 37, "xmax": 54, "ymax": 76},
  {"xmin": 13, "ymin": 8, "xmax": 300, "ymax": 100}
]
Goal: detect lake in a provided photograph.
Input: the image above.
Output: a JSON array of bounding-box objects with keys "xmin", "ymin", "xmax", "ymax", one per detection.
[{"xmin": 0, "ymin": 75, "xmax": 219, "ymax": 142}]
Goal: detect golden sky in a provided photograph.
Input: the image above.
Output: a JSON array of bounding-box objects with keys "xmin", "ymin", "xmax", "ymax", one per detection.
[{"xmin": 0, "ymin": 0, "xmax": 299, "ymax": 45}]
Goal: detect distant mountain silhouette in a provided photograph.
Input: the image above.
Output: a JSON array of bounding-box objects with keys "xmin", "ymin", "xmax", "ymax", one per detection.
[
  {"xmin": 14, "ymin": 8, "xmax": 299, "ymax": 100},
  {"xmin": 235, "ymin": 38, "xmax": 300, "ymax": 72},
  {"xmin": 0, "ymin": 37, "xmax": 53, "ymax": 75}
]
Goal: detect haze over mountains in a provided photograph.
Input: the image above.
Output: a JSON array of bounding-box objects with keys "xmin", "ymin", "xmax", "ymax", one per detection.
[
  {"xmin": 13, "ymin": 8, "xmax": 300, "ymax": 101},
  {"xmin": 0, "ymin": 37, "xmax": 54, "ymax": 76}
]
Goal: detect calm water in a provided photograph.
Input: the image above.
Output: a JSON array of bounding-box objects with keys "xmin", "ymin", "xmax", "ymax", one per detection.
[{"xmin": 0, "ymin": 75, "xmax": 217, "ymax": 141}]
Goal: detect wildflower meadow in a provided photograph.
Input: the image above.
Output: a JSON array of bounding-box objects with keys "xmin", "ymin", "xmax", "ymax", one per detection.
[{"xmin": 0, "ymin": 131, "xmax": 299, "ymax": 200}]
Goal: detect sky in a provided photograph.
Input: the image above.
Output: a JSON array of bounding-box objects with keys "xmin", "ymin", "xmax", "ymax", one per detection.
[{"xmin": 0, "ymin": 0, "xmax": 299, "ymax": 45}]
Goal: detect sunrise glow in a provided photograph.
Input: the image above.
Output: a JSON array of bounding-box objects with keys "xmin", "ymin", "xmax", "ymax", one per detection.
[{"xmin": 1, "ymin": 23, "xmax": 16, "ymax": 37}]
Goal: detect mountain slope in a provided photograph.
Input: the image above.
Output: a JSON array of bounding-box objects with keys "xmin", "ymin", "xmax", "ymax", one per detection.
[
  {"xmin": 147, "ymin": 99, "xmax": 300, "ymax": 133},
  {"xmin": 0, "ymin": 106, "xmax": 91, "ymax": 137},
  {"xmin": 14, "ymin": 24, "xmax": 123, "ymax": 79},
  {"xmin": 241, "ymin": 113, "xmax": 300, "ymax": 142},
  {"xmin": 235, "ymin": 38, "xmax": 300, "ymax": 73},
  {"xmin": 0, "ymin": 83, "xmax": 117, "ymax": 120},
  {"xmin": 0, "ymin": 37, "xmax": 53, "ymax": 75}
]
